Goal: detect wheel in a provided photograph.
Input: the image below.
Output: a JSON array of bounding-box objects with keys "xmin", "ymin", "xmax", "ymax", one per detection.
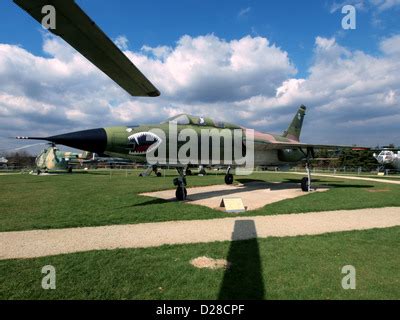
[
  {"xmin": 156, "ymin": 172, "xmax": 162, "ymax": 177},
  {"xmin": 301, "ymin": 177, "xmax": 309, "ymax": 192},
  {"xmin": 67, "ymin": 167, "xmax": 73, "ymax": 173},
  {"xmin": 175, "ymin": 187, "xmax": 187, "ymax": 201},
  {"xmin": 199, "ymin": 169, "xmax": 206, "ymax": 175},
  {"xmin": 186, "ymin": 169, "xmax": 192, "ymax": 176},
  {"xmin": 225, "ymin": 173, "xmax": 234, "ymax": 185}
]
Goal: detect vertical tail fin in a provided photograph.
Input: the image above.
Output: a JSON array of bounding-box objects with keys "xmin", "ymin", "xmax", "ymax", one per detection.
[{"xmin": 282, "ymin": 105, "xmax": 306, "ymax": 142}]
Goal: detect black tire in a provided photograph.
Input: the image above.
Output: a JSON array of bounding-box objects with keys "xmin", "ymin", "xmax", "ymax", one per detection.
[
  {"xmin": 175, "ymin": 187, "xmax": 187, "ymax": 201},
  {"xmin": 199, "ymin": 169, "xmax": 206, "ymax": 175},
  {"xmin": 225, "ymin": 174, "xmax": 234, "ymax": 185},
  {"xmin": 186, "ymin": 169, "xmax": 192, "ymax": 176},
  {"xmin": 301, "ymin": 177, "xmax": 309, "ymax": 192},
  {"xmin": 156, "ymin": 172, "xmax": 162, "ymax": 177}
]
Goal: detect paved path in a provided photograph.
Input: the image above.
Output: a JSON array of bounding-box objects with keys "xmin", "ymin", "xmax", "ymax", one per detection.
[
  {"xmin": 1, "ymin": 207, "xmax": 399, "ymax": 260},
  {"xmin": 141, "ymin": 182, "xmax": 328, "ymax": 211}
]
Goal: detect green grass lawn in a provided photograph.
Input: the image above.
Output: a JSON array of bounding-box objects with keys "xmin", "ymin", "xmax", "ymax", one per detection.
[
  {"xmin": 1, "ymin": 227, "xmax": 399, "ymax": 300},
  {"xmin": 1, "ymin": 170, "xmax": 400, "ymax": 232}
]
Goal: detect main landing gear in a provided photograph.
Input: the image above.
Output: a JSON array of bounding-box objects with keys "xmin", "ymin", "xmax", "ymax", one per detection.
[
  {"xmin": 300, "ymin": 147, "xmax": 314, "ymax": 192},
  {"xmin": 173, "ymin": 168, "xmax": 187, "ymax": 201},
  {"xmin": 224, "ymin": 166, "xmax": 234, "ymax": 185},
  {"xmin": 301, "ymin": 162, "xmax": 312, "ymax": 192}
]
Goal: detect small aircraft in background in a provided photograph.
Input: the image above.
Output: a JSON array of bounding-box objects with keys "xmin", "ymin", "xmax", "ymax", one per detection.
[
  {"xmin": 0, "ymin": 156, "xmax": 8, "ymax": 168},
  {"xmin": 34, "ymin": 143, "xmax": 94, "ymax": 174},
  {"xmin": 373, "ymin": 149, "xmax": 400, "ymax": 173},
  {"xmin": 4, "ymin": 142, "xmax": 134, "ymax": 174}
]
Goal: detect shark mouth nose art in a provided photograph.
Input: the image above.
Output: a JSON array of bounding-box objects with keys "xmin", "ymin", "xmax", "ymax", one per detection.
[{"xmin": 128, "ymin": 132, "xmax": 162, "ymax": 154}]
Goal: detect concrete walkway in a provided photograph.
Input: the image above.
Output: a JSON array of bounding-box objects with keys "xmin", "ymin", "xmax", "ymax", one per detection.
[
  {"xmin": 141, "ymin": 182, "xmax": 328, "ymax": 211},
  {"xmin": 1, "ymin": 207, "xmax": 399, "ymax": 260}
]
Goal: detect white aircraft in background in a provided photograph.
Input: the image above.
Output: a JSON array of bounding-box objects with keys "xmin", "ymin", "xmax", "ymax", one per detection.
[
  {"xmin": 0, "ymin": 157, "xmax": 8, "ymax": 168},
  {"xmin": 373, "ymin": 149, "xmax": 400, "ymax": 172}
]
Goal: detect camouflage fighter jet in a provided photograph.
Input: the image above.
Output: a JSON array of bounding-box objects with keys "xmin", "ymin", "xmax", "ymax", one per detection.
[
  {"xmin": 14, "ymin": 1, "xmax": 368, "ymax": 200},
  {"xmin": 17, "ymin": 105, "xmax": 368, "ymax": 199}
]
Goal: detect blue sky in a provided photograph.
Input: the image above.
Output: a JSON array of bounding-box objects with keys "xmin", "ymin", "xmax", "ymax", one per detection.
[
  {"xmin": 0, "ymin": 0, "xmax": 400, "ymax": 153},
  {"xmin": 1, "ymin": 0, "xmax": 399, "ymax": 76}
]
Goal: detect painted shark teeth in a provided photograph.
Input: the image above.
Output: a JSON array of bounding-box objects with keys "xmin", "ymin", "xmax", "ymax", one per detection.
[{"xmin": 128, "ymin": 132, "xmax": 162, "ymax": 154}]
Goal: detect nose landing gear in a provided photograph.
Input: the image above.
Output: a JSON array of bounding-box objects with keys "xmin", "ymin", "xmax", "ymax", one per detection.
[
  {"xmin": 174, "ymin": 168, "xmax": 187, "ymax": 201},
  {"xmin": 224, "ymin": 166, "xmax": 234, "ymax": 185},
  {"xmin": 301, "ymin": 176, "xmax": 310, "ymax": 192},
  {"xmin": 300, "ymin": 148, "xmax": 314, "ymax": 192}
]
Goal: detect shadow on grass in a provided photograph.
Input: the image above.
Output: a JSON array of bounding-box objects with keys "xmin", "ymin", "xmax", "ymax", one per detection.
[
  {"xmin": 116, "ymin": 197, "xmax": 170, "ymax": 209},
  {"xmin": 218, "ymin": 220, "xmax": 265, "ymax": 300},
  {"xmin": 72, "ymin": 171, "xmax": 110, "ymax": 176},
  {"xmin": 188, "ymin": 182, "xmax": 302, "ymax": 201},
  {"xmin": 321, "ymin": 183, "xmax": 373, "ymax": 188},
  {"xmin": 282, "ymin": 178, "xmax": 373, "ymax": 188},
  {"xmin": 235, "ymin": 178, "xmax": 271, "ymax": 184}
]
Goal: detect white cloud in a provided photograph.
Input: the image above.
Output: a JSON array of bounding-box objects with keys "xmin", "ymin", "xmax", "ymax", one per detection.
[
  {"xmin": 330, "ymin": 0, "xmax": 400, "ymax": 13},
  {"xmin": 141, "ymin": 45, "xmax": 172, "ymax": 60},
  {"xmin": 261, "ymin": 35, "xmax": 400, "ymax": 145},
  {"xmin": 0, "ymin": 32, "xmax": 400, "ymax": 150},
  {"xmin": 128, "ymin": 34, "xmax": 296, "ymax": 102},
  {"xmin": 114, "ymin": 35, "xmax": 129, "ymax": 51},
  {"xmin": 380, "ymin": 35, "xmax": 400, "ymax": 56},
  {"xmin": 238, "ymin": 7, "xmax": 251, "ymax": 18},
  {"xmin": 370, "ymin": 0, "xmax": 400, "ymax": 10},
  {"xmin": 330, "ymin": 1, "xmax": 366, "ymax": 14}
]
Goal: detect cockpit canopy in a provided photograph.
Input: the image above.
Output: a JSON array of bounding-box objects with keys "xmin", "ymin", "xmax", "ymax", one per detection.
[{"xmin": 161, "ymin": 114, "xmax": 241, "ymax": 129}]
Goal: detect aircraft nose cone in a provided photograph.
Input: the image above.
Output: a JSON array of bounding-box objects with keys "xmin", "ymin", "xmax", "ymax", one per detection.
[{"xmin": 46, "ymin": 128, "xmax": 107, "ymax": 153}]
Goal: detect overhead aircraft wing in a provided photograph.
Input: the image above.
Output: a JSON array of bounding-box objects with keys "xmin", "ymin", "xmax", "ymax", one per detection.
[
  {"xmin": 256, "ymin": 142, "xmax": 369, "ymax": 151},
  {"xmin": 14, "ymin": 0, "xmax": 160, "ymax": 97}
]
